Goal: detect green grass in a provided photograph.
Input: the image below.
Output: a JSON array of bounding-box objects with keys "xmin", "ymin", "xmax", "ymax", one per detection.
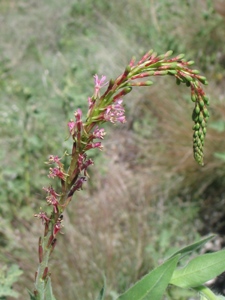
[{"xmin": 1, "ymin": 0, "xmax": 225, "ymax": 299}]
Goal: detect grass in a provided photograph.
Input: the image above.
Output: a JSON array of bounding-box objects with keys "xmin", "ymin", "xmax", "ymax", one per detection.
[{"xmin": 1, "ymin": 0, "xmax": 225, "ymax": 299}]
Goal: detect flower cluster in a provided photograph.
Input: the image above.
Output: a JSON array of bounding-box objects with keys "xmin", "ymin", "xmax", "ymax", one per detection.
[
  {"xmin": 33, "ymin": 50, "xmax": 210, "ymax": 298},
  {"xmin": 43, "ymin": 186, "xmax": 60, "ymax": 213},
  {"xmin": 103, "ymin": 99, "xmax": 126, "ymax": 124},
  {"xmin": 47, "ymin": 155, "xmax": 68, "ymax": 181}
]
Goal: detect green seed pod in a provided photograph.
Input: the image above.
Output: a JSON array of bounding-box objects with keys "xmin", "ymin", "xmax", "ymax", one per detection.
[
  {"xmin": 201, "ymin": 120, "xmax": 206, "ymax": 128},
  {"xmin": 191, "ymin": 70, "xmax": 200, "ymax": 74},
  {"xmin": 203, "ymin": 128, "xmax": 207, "ymax": 135},
  {"xmin": 198, "ymin": 112, "xmax": 204, "ymax": 123},
  {"xmin": 187, "ymin": 60, "xmax": 195, "ymax": 65},
  {"xmin": 177, "ymin": 53, "xmax": 185, "ymax": 59},
  {"xmin": 203, "ymin": 108, "xmax": 209, "ymax": 117},
  {"xmin": 185, "ymin": 75, "xmax": 193, "ymax": 82},
  {"xmin": 198, "ymin": 76, "xmax": 207, "ymax": 84},
  {"xmin": 195, "ymin": 105, "xmax": 200, "ymax": 114},
  {"xmin": 195, "ymin": 123, "xmax": 200, "ymax": 130},
  {"xmin": 176, "ymin": 78, "xmax": 181, "ymax": 85},
  {"xmin": 197, "ymin": 141, "xmax": 202, "ymax": 148},
  {"xmin": 191, "ymin": 94, "xmax": 197, "ymax": 102},
  {"xmin": 168, "ymin": 70, "xmax": 177, "ymax": 75},
  {"xmin": 123, "ymin": 87, "xmax": 132, "ymax": 95},
  {"xmin": 194, "ymin": 131, "xmax": 198, "ymax": 137},
  {"xmin": 203, "ymin": 95, "xmax": 210, "ymax": 105},
  {"xmin": 186, "ymin": 81, "xmax": 191, "ymax": 87},
  {"xmin": 145, "ymin": 80, "xmax": 153, "ymax": 86},
  {"xmin": 165, "ymin": 50, "xmax": 173, "ymax": 57},
  {"xmin": 199, "ymin": 99, "xmax": 204, "ymax": 108}
]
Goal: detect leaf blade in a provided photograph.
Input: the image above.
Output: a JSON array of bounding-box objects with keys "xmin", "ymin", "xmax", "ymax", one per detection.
[
  {"xmin": 116, "ymin": 255, "xmax": 180, "ymax": 300},
  {"xmin": 170, "ymin": 249, "xmax": 225, "ymax": 288}
]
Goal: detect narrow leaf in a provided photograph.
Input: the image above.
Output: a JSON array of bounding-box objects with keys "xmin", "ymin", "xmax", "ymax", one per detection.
[
  {"xmin": 45, "ymin": 278, "xmax": 57, "ymax": 300},
  {"xmin": 27, "ymin": 290, "xmax": 37, "ymax": 300},
  {"xmin": 170, "ymin": 249, "xmax": 225, "ymax": 288},
  {"xmin": 116, "ymin": 255, "xmax": 180, "ymax": 300},
  {"xmin": 167, "ymin": 234, "xmax": 215, "ymax": 260},
  {"xmin": 95, "ymin": 275, "xmax": 106, "ymax": 300}
]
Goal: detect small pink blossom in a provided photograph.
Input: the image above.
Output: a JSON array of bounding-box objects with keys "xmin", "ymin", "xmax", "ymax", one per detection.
[
  {"xmin": 34, "ymin": 212, "xmax": 50, "ymax": 224},
  {"xmin": 43, "ymin": 186, "xmax": 60, "ymax": 197},
  {"xmin": 92, "ymin": 127, "xmax": 106, "ymax": 139},
  {"xmin": 48, "ymin": 155, "xmax": 61, "ymax": 164},
  {"xmin": 104, "ymin": 99, "xmax": 126, "ymax": 124},
  {"xmin": 93, "ymin": 74, "xmax": 108, "ymax": 98},
  {"xmin": 48, "ymin": 167, "xmax": 67, "ymax": 180},
  {"xmin": 88, "ymin": 97, "xmax": 95, "ymax": 110},
  {"xmin": 68, "ymin": 121, "xmax": 76, "ymax": 134},
  {"xmin": 85, "ymin": 142, "xmax": 103, "ymax": 151},
  {"xmin": 46, "ymin": 195, "xmax": 59, "ymax": 213},
  {"xmin": 53, "ymin": 221, "xmax": 62, "ymax": 237}
]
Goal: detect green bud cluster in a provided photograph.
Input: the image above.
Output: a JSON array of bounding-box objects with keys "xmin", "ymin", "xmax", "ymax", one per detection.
[{"xmin": 192, "ymin": 93, "xmax": 210, "ymax": 166}]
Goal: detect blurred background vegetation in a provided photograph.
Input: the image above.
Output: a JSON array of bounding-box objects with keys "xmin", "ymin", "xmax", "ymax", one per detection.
[{"xmin": 1, "ymin": 0, "xmax": 225, "ymax": 299}]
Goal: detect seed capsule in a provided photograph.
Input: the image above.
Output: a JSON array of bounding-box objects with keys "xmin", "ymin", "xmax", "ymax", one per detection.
[
  {"xmin": 198, "ymin": 112, "xmax": 204, "ymax": 123},
  {"xmin": 203, "ymin": 108, "xmax": 209, "ymax": 117},
  {"xmin": 195, "ymin": 105, "xmax": 200, "ymax": 114},
  {"xmin": 199, "ymin": 99, "xmax": 205, "ymax": 108},
  {"xmin": 191, "ymin": 94, "xmax": 197, "ymax": 102}
]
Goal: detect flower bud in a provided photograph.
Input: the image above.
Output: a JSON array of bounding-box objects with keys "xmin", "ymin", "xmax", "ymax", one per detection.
[
  {"xmin": 191, "ymin": 94, "xmax": 197, "ymax": 102},
  {"xmin": 203, "ymin": 108, "xmax": 209, "ymax": 117},
  {"xmin": 198, "ymin": 112, "xmax": 204, "ymax": 123},
  {"xmin": 195, "ymin": 105, "xmax": 200, "ymax": 114},
  {"xmin": 176, "ymin": 78, "xmax": 181, "ymax": 85},
  {"xmin": 187, "ymin": 60, "xmax": 195, "ymax": 65},
  {"xmin": 199, "ymin": 99, "xmax": 204, "ymax": 108}
]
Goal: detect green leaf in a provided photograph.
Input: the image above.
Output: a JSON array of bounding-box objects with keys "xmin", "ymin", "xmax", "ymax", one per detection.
[
  {"xmin": 0, "ymin": 284, "xmax": 19, "ymax": 297},
  {"xmin": 209, "ymin": 120, "xmax": 225, "ymax": 132},
  {"xmin": 27, "ymin": 290, "xmax": 38, "ymax": 300},
  {"xmin": 167, "ymin": 234, "xmax": 215, "ymax": 260},
  {"xmin": 45, "ymin": 278, "xmax": 57, "ymax": 300},
  {"xmin": 214, "ymin": 152, "xmax": 225, "ymax": 162},
  {"xmin": 95, "ymin": 275, "xmax": 106, "ymax": 300},
  {"xmin": 116, "ymin": 255, "xmax": 180, "ymax": 300},
  {"xmin": 170, "ymin": 249, "xmax": 225, "ymax": 288},
  {"xmin": 6, "ymin": 264, "xmax": 23, "ymax": 286}
]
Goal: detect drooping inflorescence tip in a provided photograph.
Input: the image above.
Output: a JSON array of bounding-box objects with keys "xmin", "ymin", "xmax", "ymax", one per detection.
[{"xmin": 192, "ymin": 89, "xmax": 210, "ymax": 166}]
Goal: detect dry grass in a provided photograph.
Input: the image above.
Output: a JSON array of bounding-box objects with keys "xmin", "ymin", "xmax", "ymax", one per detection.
[{"xmin": 1, "ymin": 1, "xmax": 225, "ymax": 299}]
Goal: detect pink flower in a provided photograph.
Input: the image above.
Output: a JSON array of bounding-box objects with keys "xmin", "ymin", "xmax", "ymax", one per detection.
[
  {"xmin": 104, "ymin": 99, "xmax": 126, "ymax": 124},
  {"xmin": 88, "ymin": 97, "xmax": 95, "ymax": 110},
  {"xmin": 68, "ymin": 121, "xmax": 76, "ymax": 134},
  {"xmin": 34, "ymin": 212, "xmax": 50, "ymax": 224},
  {"xmin": 92, "ymin": 127, "xmax": 106, "ymax": 139},
  {"xmin": 43, "ymin": 186, "xmax": 59, "ymax": 197},
  {"xmin": 48, "ymin": 155, "xmax": 61, "ymax": 164},
  {"xmin": 48, "ymin": 167, "xmax": 67, "ymax": 180},
  {"xmin": 68, "ymin": 109, "xmax": 83, "ymax": 141},
  {"xmin": 93, "ymin": 74, "xmax": 108, "ymax": 98},
  {"xmin": 46, "ymin": 195, "xmax": 59, "ymax": 213},
  {"xmin": 85, "ymin": 142, "xmax": 103, "ymax": 151},
  {"xmin": 53, "ymin": 221, "xmax": 62, "ymax": 237}
]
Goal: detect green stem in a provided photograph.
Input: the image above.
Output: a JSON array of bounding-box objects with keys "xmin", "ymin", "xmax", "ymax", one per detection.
[
  {"xmin": 195, "ymin": 285, "xmax": 218, "ymax": 300},
  {"xmin": 34, "ymin": 230, "xmax": 53, "ymax": 299}
]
